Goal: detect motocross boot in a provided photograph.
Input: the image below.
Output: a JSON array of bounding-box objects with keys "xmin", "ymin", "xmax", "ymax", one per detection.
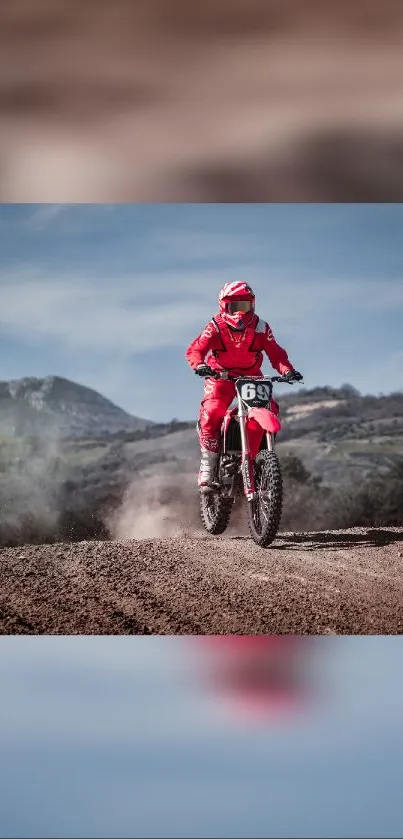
[{"xmin": 198, "ymin": 448, "xmax": 219, "ymax": 492}]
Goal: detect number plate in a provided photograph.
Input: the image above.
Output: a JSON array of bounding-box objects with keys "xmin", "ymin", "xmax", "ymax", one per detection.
[{"xmin": 236, "ymin": 379, "xmax": 272, "ymax": 407}]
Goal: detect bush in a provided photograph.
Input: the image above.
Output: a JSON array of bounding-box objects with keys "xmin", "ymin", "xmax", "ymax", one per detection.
[
  {"xmin": 280, "ymin": 453, "xmax": 318, "ymax": 485},
  {"xmin": 281, "ymin": 456, "xmax": 403, "ymax": 531}
]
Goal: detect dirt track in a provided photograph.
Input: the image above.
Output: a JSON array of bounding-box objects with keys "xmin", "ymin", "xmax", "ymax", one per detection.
[{"xmin": 1, "ymin": 527, "xmax": 403, "ymax": 635}]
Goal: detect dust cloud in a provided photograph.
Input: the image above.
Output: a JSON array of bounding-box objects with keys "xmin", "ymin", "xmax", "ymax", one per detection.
[
  {"xmin": 108, "ymin": 466, "xmax": 203, "ymax": 540},
  {"xmin": 0, "ymin": 433, "xmax": 64, "ymax": 546}
]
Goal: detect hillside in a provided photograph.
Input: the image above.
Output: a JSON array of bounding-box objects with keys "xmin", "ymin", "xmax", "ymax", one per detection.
[
  {"xmin": 0, "ymin": 380, "xmax": 402, "ymax": 546},
  {"xmin": 274, "ymin": 384, "xmax": 403, "ymax": 482},
  {"xmin": 0, "ymin": 375, "xmax": 152, "ymax": 438},
  {"xmin": 55, "ymin": 383, "xmax": 403, "ymax": 495}
]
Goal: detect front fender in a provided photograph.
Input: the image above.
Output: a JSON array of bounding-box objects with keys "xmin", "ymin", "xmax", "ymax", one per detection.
[{"xmin": 248, "ymin": 408, "xmax": 282, "ymax": 434}]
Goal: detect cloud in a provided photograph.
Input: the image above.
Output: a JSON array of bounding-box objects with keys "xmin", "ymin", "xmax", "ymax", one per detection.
[
  {"xmin": 0, "ymin": 202, "xmax": 401, "ymax": 419},
  {"xmin": 1, "ymin": 263, "xmax": 401, "ymax": 350},
  {"xmin": 26, "ymin": 204, "xmax": 70, "ymax": 231},
  {"xmin": 146, "ymin": 227, "xmax": 263, "ymax": 263},
  {"xmin": 17, "ymin": 204, "xmax": 118, "ymax": 237},
  {"xmin": 0, "ymin": 263, "xmax": 401, "ymax": 372},
  {"xmin": 0, "ymin": 274, "xmax": 202, "ymax": 354}
]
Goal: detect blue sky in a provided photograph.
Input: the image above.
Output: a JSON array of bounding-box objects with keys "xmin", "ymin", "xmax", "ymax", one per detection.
[
  {"xmin": 1, "ymin": 636, "xmax": 403, "ymax": 838},
  {"xmin": 0, "ymin": 203, "xmax": 402, "ymax": 422}
]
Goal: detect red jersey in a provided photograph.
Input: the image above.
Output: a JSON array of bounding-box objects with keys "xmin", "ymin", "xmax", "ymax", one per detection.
[{"xmin": 186, "ymin": 312, "xmax": 293, "ymax": 377}]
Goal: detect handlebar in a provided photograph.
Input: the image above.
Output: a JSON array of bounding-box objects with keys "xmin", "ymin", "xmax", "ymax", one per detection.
[{"xmin": 199, "ymin": 367, "xmax": 303, "ymax": 385}]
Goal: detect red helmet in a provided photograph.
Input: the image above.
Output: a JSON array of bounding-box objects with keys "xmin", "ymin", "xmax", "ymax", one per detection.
[{"xmin": 218, "ymin": 281, "xmax": 255, "ymax": 330}]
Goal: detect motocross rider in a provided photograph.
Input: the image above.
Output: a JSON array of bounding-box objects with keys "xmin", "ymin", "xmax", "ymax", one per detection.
[{"xmin": 185, "ymin": 281, "xmax": 303, "ymax": 490}]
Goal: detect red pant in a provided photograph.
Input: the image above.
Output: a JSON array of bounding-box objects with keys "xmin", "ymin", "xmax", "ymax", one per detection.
[
  {"xmin": 199, "ymin": 377, "xmax": 237, "ymax": 452},
  {"xmin": 198, "ymin": 373, "xmax": 280, "ymax": 453}
]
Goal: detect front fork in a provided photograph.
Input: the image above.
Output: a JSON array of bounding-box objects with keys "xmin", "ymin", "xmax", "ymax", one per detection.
[
  {"xmin": 266, "ymin": 431, "xmax": 275, "ymax": 451},
  {"xmin": 239, "ymin": 413, "xmax": 275, "ymax": 500},
  {"xmin": 239, "ymin": 412, "xmax": 256, "ymax": 500}
]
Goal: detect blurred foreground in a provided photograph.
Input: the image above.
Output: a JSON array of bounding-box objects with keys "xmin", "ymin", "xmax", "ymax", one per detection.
[
  {"xmin": 1, "ymin": 635, "xmax": 403, "ymax": 836},
  {"xmin": 1, "ymin": 0, "xmax": 403, "ymax": 200}
]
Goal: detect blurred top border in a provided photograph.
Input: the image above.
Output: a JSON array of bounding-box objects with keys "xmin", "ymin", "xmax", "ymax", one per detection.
[{"xmin": 1, "ymin": 0, "xmax": 403, "ymax": 202}]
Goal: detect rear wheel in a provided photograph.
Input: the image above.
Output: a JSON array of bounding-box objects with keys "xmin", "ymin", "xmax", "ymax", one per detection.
[
  {"xmin": 200, "ymin": 490, "xmax": 233, "ymax": 535},
  {"xmin": 247, "ymin": 450, "xmax": 283, "ymax": 547}
]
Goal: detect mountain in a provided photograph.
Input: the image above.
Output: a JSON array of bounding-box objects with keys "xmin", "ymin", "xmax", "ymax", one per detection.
[
  {"xmin": 0, "ymin": 375, "xmax": 152, "ymax": 438},
  {"xmin": 1, "ymin": 380, "xmax": 403, "ymax": 546}
]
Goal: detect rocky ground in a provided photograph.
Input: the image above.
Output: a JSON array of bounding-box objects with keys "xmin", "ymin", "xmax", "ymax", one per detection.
[{"xmin": 1, "ymin": 526, "xmax": 402, "ymax": 635}]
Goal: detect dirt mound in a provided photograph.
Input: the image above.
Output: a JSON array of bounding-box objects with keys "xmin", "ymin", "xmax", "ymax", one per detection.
[{"xmin": 1, "ymin": 527, "xmax": 402, "ymax": 635}]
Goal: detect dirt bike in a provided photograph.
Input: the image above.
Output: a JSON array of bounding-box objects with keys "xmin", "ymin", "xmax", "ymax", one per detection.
[{"xmin": 197, "ymin": 368, "xmax": 303, "ymax": 548}]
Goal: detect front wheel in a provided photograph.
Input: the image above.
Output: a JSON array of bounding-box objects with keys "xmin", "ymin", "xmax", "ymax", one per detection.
[
  {"xmin": 200, "ymin": 490, "xmax": 233, "ymax": 535},
  {"xmin": 247, "ymin": 450, "xmax": 283, "ymax": 547}
]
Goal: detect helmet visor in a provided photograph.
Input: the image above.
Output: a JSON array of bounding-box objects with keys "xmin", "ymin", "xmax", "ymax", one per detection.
[{"xmin": 227, "ymin": 300, "xmax": 252, "ymax": 314}]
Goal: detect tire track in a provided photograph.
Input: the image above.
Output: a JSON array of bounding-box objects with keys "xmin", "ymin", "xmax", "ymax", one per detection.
[{"xmin": 1, "ymin": 527, "xmax": 402, "ymax": 634}]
